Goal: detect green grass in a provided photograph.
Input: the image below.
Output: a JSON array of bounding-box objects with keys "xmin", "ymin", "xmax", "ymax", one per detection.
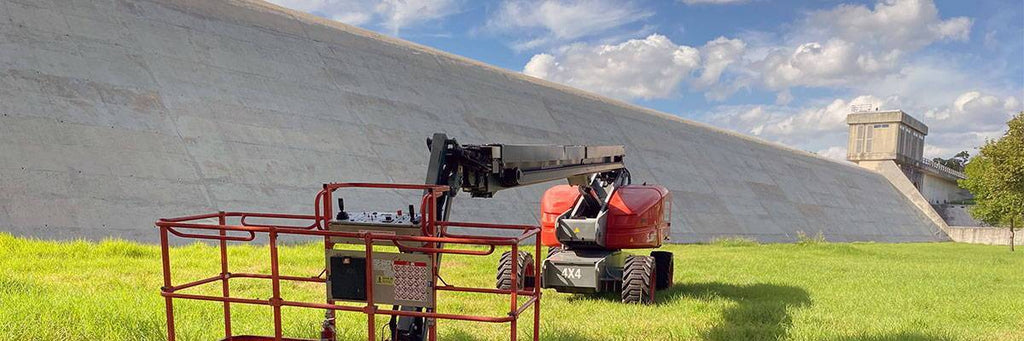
[{"xmin": 0, "ymin": 232, "xmax": 1022, "ymax": 341}]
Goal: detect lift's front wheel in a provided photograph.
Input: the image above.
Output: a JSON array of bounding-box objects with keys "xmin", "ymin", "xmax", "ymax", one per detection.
[
  {"xmin": 496, "ymin": 251, "xmax": 535, "ymax": 290},
  {"xmin": 621, "ymin": 255, "xmax": 655, "ymax": 304},
  {"xmin": 651, "ymin": 251, "xmax": 674, "ymax": 290}
]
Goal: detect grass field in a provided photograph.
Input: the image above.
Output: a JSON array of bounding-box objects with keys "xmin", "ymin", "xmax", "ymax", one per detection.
[{"xmin": 0, "ymin": 232, "xmax": 1022, "ymax": 341}]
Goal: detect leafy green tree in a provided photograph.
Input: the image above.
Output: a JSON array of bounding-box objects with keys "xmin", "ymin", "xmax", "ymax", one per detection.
[
  {"xmin": 960, "ymin": 112, "xmax": 1024, "ymax": 251},
  {"xmin": 933, "ymin": 151, "xmax": 970, "ymax": 172}
]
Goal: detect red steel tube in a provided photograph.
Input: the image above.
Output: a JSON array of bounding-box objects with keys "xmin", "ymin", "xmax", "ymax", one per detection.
[
  {"xmin": 239, "ymin": 213, "xmax": 318, "ymax": 230},
  {"xmin": 219, "ymin": 212, "xmax": 233, "ymax": 338},
  {"xmin": 165, "ymin": 226, "xmax": 256, "ymax": 242},
  {"xmin": 278, "ymin": 300, "xmax": 520, "ymax": 323},
  {"xmin": 363, "ymin": 236, "xmax": 375, "ymax": 341},
  {"xmin": 159, "ymin": 223, "xmax": 524, "ymax": 247},
  {"xmin": 438, "ymin": 221, "xmax": 537, "ymax": 231},
  {"xmin": 230, "ymin": 273, "xmax": 326, "ymax": 283},
  {"xmin": 162, "ymin": 288, "xmax": 539, "ymax": 325},
  {"xmin": 269, "ymin": 231, "xmax": 283, "ymax": 339},
  {"xmin": 513, "ymin": 296, "xmax": 538, "ymax": 317},
  {"xmin": 159, "ymin": 212, "xmax": 222, "ymax": 223},
  {"xmin": 167, "ymin": 274, "xmax": 224, "ymax": 292},
  {"xmin": 160, "ymin": 226, "xmax": 176, "ymax": 341},
  {"xmin": 533, "ymin": 234, "xmax": 541, "ymax": 341},
  {"xmin": 396, "ymin": 243, "xmax": 495, "ymax": 256},
  {"xmin": 510, "ymin": 243, "xmax": 518, "ymax": 341},
  {"xmin": 163, "ymin": 292, "xmax": 270, "ymax": 306},
  {"xmin": 436, "ymin": 285, "xmax": 535, "ymax": 296}
]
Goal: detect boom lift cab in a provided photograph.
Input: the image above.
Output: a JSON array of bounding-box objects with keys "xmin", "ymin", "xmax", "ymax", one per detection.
[
  {"xmin": 541, "ymin": 184, "xmax": 670, "ymax": 249},
  {"xmin": 527, "ymin": 172, "xmax": 673, "ymax": 302}
]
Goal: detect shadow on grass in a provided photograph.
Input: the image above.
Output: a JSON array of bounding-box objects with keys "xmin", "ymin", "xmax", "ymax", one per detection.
[
  {"xmin": 829, "ymin": 332, "xmax": 954, "ymax": 341},
  {"xmin": 562, "ymin": 282, "xmax": 810, "ymax": 341},
  {"xmin": 665, "ymin": 282, "xmax": 811, "ymax": 341}
]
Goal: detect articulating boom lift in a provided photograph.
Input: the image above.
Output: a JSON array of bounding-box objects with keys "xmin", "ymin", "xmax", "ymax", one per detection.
[
  {"xmin": 364, "ymin": 134, "xmax": 672, "ymax": 340},
  {"xmin": 155, "ymin": 133, "xmax": 671, "ymax": 341}
]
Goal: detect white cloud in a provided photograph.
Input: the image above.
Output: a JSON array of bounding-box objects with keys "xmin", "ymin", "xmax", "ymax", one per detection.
[
  {"xmin": 801, "ymin": 0, "xmax": 971, "ymax": 50},
  {"xmin": 486, "ymin": 0, "xmax": 652, "ymax": 50},
  {"xmin": 267, "ymin": 0, "xmax": 460, "ymax": 35},
  {"xmin": 523, "ymin": 34, "xmax": 700, "ymax": 100},
  {"xmin": 507, "ymin": 0, "xmax": 1013, "ymax": 165},
  {"xmin": 706, "ymin": 90, "xmax": 1021, "ymax": 161},
  {"xmin": 920, "ymin": 91, "xmax": 1020, "ymax": 157},
  {"xmin": 695, "ymin": 37, "xmax": 746, "ymax": 89},
  {"xmin": 521, "ymin": 0, "xmax": 978, "ymax": 104},
  {"xmin": 679, "ymin": 0, "xmax": 748, "ymax": 4},
  {"xmin": 706, "ymin": 0, "xmax": 975, "ymax": 97},
  {"xmin": 817, "ymin": 146, "xmax": 849, "ymax": 161},
  {"xmin": 706, "ymin": 95, "xmax": 896, "ymax": 156}
]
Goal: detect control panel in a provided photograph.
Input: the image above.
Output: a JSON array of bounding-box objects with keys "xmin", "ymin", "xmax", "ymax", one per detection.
[
  {"xmin": 342, "ymin": 211, "xmax": 421, "ymax": 226},
  {"xmin": 328, "ymin": 198, "xmax": 427, "ymax": 246}
]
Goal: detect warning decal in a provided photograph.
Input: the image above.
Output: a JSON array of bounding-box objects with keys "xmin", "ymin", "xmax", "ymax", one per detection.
[{"xmin": 393, "ymin": 260, "xmax": 430, "ymax": 302}]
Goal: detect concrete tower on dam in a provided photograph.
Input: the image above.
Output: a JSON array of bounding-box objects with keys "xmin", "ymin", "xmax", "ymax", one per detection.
[
  {"xmin": 0, "ymin": 0, "xmax": 950, "ymax": 243},
  {"xmin": 846, "ymin": 109, "xmax": 971, "ymax": 205}
]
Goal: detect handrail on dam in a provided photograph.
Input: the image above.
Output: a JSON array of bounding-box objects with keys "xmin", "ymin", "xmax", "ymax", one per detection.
[{"xmin": 155, "ymin": 182, "xmax": 542, "ymax": 341}]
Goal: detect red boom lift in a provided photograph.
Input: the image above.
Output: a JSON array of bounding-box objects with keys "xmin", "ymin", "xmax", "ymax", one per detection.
[{"xmin": 155, "ymin": 133, "xmax": 672, "ymax": 341}]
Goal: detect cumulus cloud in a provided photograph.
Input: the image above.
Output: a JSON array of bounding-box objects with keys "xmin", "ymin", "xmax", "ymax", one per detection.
[
  {"xmin": 522, "ymin": 0, "xmax": 976, "ymax": 103},
  {"xmin": 802, "ymin": 0, "xmax": 971, "ymax": 49},
  {"xmin": 712, "ymin": 0, "xmax": 974, "ymax": 97},
  {"xmin": 707, "ymin": 90, "xmax": 1021, "ymax": 161},
  {"xmin": 679, "ymin": 0, "xmax": 749, "ymax": 4},
  {"xmin": 267, "ymin": 0, "xmax": 460, "ymax": 35},
  {"xmin": 486, "ymin": 0, "xmax": 652, "ymax": 51},
  {"xmin": 921, "ymin": 91, "xmax": 1021, "ymax": 157},
  {"xmin": 695, "ymin": 37, "xmax": 746, "ymax": 89},
  {"xmin": 523, "ymin": 34, "xmax": 700, "ymax": 99},
  {"xmin": 705, "ymin": 95, "xmax": 900, "ymax": 159}
]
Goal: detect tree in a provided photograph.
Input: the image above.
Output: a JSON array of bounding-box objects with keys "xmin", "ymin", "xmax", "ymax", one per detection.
[
  {"xmin": 960, "ymin": 112, "xmax": 1024, "ymax": 251},
  {"xmin": 933, "ymin": 151, "xmax": 970, "ymax": 172}
]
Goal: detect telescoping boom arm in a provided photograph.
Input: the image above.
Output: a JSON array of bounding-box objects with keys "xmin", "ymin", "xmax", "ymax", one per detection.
[{"xmin": 423, "ymin": 133, "xmax": 626, "ymax": 219}]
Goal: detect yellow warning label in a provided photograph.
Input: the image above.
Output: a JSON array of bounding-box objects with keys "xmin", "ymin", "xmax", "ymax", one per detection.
[{"xmin": 377, "ymin": 276, "xmax": 394, "ymax": 285}]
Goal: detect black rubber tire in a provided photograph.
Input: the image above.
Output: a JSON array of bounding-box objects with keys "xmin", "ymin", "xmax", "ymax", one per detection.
[
  {"xmin": 621, "ymin": 255, "xmax": 655, "ymax": 304},
  {"xmin": 496, "ymin": 251, "xmax": 535, "ymax": 290},
  {"xmin": 651, "ymin": 251, "xmax": 674, "ymax": 290}
]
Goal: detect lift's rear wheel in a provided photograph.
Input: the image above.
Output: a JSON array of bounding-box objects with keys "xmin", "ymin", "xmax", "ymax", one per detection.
[
  {"xmin": 496, "ymin": 251, "xmax": 535, "ymax": 290},
  {"xmin": 621, "ymin": 255, "xmax": 655, "ymax": 304},
  {"xmin": 651, "ymin": 251, "xmax": 674, "ymax": 290}
]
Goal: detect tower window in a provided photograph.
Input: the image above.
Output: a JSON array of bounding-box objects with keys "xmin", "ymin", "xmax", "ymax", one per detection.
[
  {"xmin": 855, "ymin": 125, "xmax": 865, "ymax": 153},
  {"xmin": 865, "ymin": 125, "xmax": 873, "ymax": 153}
]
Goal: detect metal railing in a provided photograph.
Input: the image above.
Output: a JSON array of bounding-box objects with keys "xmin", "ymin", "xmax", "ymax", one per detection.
[
  {"xmin": 156, "ymin": 183, "xmax": 541, "ymax": 341},
  {"xmin": 918, "ymin": 158, "xmax": 966, "ymax": 180}
]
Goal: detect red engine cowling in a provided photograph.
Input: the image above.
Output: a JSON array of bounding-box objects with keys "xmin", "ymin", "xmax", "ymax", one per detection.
[
  {"xmin": 540, "ymin": 185, "xmax": 579, "ymax": 247},
  {"xmin": 540, "ymin": 184, "xmax": 671, "ymax": 249}
]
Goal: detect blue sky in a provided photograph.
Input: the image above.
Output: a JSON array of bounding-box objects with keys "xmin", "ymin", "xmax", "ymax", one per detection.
[{"xmin": 268, "ymin": 0, "xmax": 1023, "ymax": 160}]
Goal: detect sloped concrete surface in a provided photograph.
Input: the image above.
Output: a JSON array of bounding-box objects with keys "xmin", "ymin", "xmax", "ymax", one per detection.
[
  {"xmin": 0, "ymin": 0, "xmax": 946, "ymax": 243},
  {"xmin": 933, "ymin": 204, "xmax": 988, "ymax": 227}
]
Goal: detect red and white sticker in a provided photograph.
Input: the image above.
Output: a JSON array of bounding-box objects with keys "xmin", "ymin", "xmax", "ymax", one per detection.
[{"xmin": 393, "ymin": 260, "xmax": 430, "ymax": 302}]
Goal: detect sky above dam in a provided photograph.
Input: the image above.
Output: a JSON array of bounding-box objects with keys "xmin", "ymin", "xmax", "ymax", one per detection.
[{"xmin": 266, "ymin": 0, "xmax": 1023, "ymax": 161}]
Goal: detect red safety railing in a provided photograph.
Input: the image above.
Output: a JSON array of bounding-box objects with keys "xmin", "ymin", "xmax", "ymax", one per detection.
[{"xmin": 156, "ymin": 183, "xmax": 541, "ymax": 341}]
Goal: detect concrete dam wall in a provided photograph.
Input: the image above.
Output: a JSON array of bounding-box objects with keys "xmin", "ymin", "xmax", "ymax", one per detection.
[{"xmin": 0, "ymin": 0, "xmax": 947, "ymax": 243}]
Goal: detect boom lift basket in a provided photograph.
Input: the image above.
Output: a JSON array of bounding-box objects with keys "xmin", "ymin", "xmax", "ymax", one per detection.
[{"xmin": 156, "ymin": 183, "xmax": 542, "ymax": 341}]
